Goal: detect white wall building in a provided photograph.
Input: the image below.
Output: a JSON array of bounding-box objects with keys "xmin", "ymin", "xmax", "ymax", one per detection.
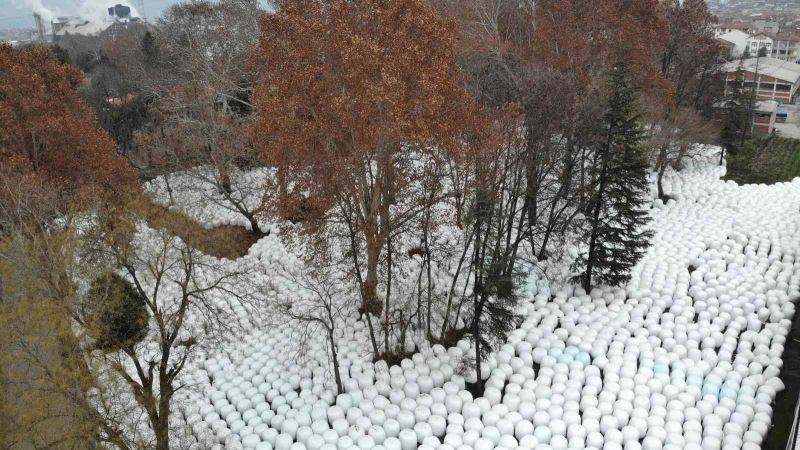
[
  {"xmin": 746, "ymin": 33, "xmax": 774, "ymax": 56},
  {"xmin": 718, "ymin": 30, "xmax": 751, "ymax": 57},
  {"xmin": 771, "ymin": 34, "xmax": 800, "ymax": 63}
]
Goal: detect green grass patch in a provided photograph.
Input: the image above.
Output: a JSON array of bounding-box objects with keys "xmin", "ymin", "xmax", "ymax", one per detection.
[{"xmin": 726, "ymin": 136, "xmax": 800, "ymax": 184}]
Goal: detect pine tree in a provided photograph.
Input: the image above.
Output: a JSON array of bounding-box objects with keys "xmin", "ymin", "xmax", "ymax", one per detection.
[
  {"xmin": 720, "ymin": 63, "xmax": 756, "ymax": 159},
  {"xmin": 573, "ymin": 59, "xmax": 654, "ymax": 292},
  {"xmin": 141, "ymin": 30, "xmax": 159, "ymax": 67}
]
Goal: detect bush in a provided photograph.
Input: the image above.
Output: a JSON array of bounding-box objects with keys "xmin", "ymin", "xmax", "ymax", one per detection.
[
  {"xmin": 727, "ymin": 137, "xmax": 800, "ymax": 185},
  {"xmin": 85, "ymin": 273, "xmax": 148, "ymax": 351}
]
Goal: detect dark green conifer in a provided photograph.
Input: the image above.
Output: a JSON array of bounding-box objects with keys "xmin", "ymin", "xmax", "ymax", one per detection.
[
  {"xmin": 141, "ymin": 31, "xmax": 160, "ymax": 67},
  {"xmin": 573, "ymin": 59, "xmax": 654, "ymax": 292},
  {"xmin": 85, "ymin": 272, "xmax": 149, "ymax": 351}
]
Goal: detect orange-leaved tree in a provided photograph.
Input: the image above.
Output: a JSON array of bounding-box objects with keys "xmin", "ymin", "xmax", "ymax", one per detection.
[
  {"xmin": 532, "ymin": 0, "xmax": 671, "ymax": 99},
  {"xmin": 252, "ymin": 0, "xmax": 479, "ymax": 357},
  {"xmin": 0, "ymin": 43, "xmax": 139, "ymax": 210}
]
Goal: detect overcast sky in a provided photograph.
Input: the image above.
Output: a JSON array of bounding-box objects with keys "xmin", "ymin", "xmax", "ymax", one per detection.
[
  {"xmin": 1, "ymin": 0, "xmax": 187, "ymax": 29},
  {"xmin": 1, "ymin": 0, "xmax": 273, "ymax": 29}
]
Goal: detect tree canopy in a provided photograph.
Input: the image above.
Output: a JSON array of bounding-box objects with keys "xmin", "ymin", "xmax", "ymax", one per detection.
[{"xmin": 0, "ymin": 44, "xmax": 139, "ymax": 210}]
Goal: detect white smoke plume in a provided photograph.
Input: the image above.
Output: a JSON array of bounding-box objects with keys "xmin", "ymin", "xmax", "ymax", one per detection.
[
  {"xmin": 12, "ymin": 0, "xmax": 59, "ymax": 22},
  {"xmin": 14, "ymin": 0, "xmax": 140, "ymax": 23},
  {"xmin": 77, "ymin": 0, "xmax": 140, "ymax": 23}
]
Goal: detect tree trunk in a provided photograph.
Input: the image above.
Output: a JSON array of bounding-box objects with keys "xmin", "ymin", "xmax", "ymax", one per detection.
[
  {"xmin": 470, "ymin": 187, "xmax": 486, "ymax": 396},
  {"xmin": 674, "ymin": 144, "xmax": 690, "ymax": 170},
  {"xmin": 221, "ymin": 169, "xmax": 233, "ymax": 195},
  {"xmin": 163, "ymin": 173, "xmax": 175, "ymax": 206},
  {"xmin": 153, "ymin": 400, "xmax": 170, "ymax": 450},
  {"xmin": 584, "ymin": 137, "xmax": 612, "ymax": 293},
  {"xmin": 244, "ymin": 212, "xmax": 262, "ymax": 235},
  {"xmin": 656, "ymin": 143, "xmax": 669, "ymax": 200},
  {"xmin": 538, "ymin": 203, "xmax": 558, "ymax": 261},
  {"xmin": 358, "ymin": 219, "xmax": 387, "ymax": 357},
  {"xmin": 364, "ymin": 236, "xmax": 382, "ymax": 317},
  {"xmin": 423, "ymin": 205, "xmax": 433, "ymax": 342},
  {"xmin": 363, "ymin": 311, "xmax": 380, "ymax": 361},
  {"xmin": 328, "ymin": 328, "xmax": 343, "ymax": 395},
  {"xmin": 440, "ymin": 229, "xmax": 474, "ymax": 339},
  {"xmin": 384, "ymin": 230, "xmax": 392, "ymax": 356},
  {"xmin": 154, "ymin": 419, "xmax": 169, "ymax": 450},
  {"xmin": 341, "ymin": 203, "xmax": 380, "ymax": 358},
  {"xmin": 472, "ymin": 297, "xmax": 483, "ymax": 396}
]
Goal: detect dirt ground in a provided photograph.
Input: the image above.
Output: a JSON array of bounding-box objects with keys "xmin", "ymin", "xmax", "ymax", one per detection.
[{"xmin": 138, "ymin": 198, "xmax": 264, "ymax": 260}]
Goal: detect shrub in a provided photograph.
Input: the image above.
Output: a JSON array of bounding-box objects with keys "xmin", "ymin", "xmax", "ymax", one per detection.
[{"xmin": 85, "ymin": 273, "xmax": 148, "ymax": 351}]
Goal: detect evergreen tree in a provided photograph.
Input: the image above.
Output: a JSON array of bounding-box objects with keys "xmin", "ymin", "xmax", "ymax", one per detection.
[
  {"xmin": 466, "ymin": 181, "xmax": 522, "ymax": 396},
  {"xmin": 573, "ymin": 59, "xmax": 654, "ymax": 292},
  {"xmin": 720, "ymin": 63, "xmax": 756, "ymax": 159},
  {"xmin": 141, "ymin": 30, "xmax": 159, "ymax": 67},
  {"xmin": 85, "ymin": 272, "xmax": 149, "ymax": 352}
]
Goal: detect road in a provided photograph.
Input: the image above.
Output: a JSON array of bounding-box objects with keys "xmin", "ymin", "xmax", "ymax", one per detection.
[{"xmin": 775, "ymin": 103, "xmax": 800, "ymax": 140}]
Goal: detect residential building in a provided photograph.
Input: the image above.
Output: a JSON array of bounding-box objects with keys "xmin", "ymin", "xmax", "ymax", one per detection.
[
  {"xmin": 715, "ymin": 20, "xmax": 754, "ymax": 36},
  {"xmin": 752, "ymin": 19, "xmax": 780, "ymax": 35},
  {"xmin": 718, "ymin": 30, "xmax": 751, "ymax": 57},
  {"xmin": 771, "ymin": 34, "xmax": 800, "ymax": 62},
  {"xmin": 723, "ymin": 57, "xmax": 800, "ymax": 103},
  {"xmin": 746, "ymin": 33, "xmax": 773, "ymax": 56}
]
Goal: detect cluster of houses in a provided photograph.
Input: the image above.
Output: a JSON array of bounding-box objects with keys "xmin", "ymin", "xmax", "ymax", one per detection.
[
  {"xmin": 715, "ymin": 19, "xmax": 800, "ymax": 136},
  {"xmin": 715, "ymin": 19, "xmax": 799, "ymax": 62}
]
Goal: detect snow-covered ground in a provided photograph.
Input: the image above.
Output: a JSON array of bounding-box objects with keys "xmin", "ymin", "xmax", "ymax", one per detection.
[{"xmin": 158, "ymin": 147, "xmax": 800, "ymax": 450}]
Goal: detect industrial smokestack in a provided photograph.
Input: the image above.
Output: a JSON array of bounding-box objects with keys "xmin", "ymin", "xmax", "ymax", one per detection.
[
  {"xmin": 108, "ymin": 4, "xmax": 132, "ymax": 21},
  {"xmin": 32, "ymin": 13, "xmax": 45, "ymax": 41}
]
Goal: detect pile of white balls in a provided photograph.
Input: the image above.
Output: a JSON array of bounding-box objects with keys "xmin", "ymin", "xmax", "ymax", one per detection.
[{"xmin": 173, "ymin": 149, "xmax": 800, "ymax": 450}]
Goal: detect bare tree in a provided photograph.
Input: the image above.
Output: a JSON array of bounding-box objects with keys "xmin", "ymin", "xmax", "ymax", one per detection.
[
  {"xmin": 123, "ymin": 0, "xmax": 267, "ymax": 234},
  {"xmin": 644, "ymin": 106, "xmax": 719, "ymax": 199},
  {"xmin": 80, "ymin": 199, "xmax": 259, "ymax": 450},
  {"xmin": 0, "ymin": 169, "xmax": 143, "ymax": 449},
  {"xmin": 0, "ymin": 234, "xmax": 143, "ymax": 450},
  {"xmin": 135, "ymin": 112, "xmax": 266, "ymax": 234},
  {"xmin": 274, "ymin": 262, "xmax": 354, "ymax": 395}
]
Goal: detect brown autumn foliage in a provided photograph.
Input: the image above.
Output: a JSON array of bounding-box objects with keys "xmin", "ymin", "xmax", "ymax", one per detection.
[
  {"xmin": 0, "ymin": 43, "xmax": 139, "ymax": 209},
  {"xmin": 531, "ymin": 0, "xmax": 672, "ymax": 99},
  {"xmin": 0, "ymin": 215, "xmax": 138, "ymax": 450},
  {"xmin": 252, "ymin": 0, "xmax": 482, "ymax": 337},
  {"xmin": 253, "ymin": 0, "xmax": 478, "ymax": 201},
  {"xmin": 660, "ymin": 0, "xmax": 723, "ymax": 110}
]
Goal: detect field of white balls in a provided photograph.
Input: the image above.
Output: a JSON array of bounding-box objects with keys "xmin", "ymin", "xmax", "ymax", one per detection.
[{"xmin": 164, "ymin": 148, "xmax": 800, "ymax": 450}]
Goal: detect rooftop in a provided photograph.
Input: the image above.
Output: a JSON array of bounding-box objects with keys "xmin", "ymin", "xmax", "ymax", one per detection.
[
  {"xmin": 54, "ymin": 18, "xmax": 108, "ymax": 37},
  {"xmin": 773, "ymin": 33, "xmax": 800, "ymax": 43},
  {"xmin": 717, "ymin": 20, "xmax": 753, "ymax": 30},
  {"xmin": 723, "ymin": 57, "xmax": 800, "ymax": 84},
  {"xmin": 755, "ymin": 100, "xmax": 779, "ymax": 113}
]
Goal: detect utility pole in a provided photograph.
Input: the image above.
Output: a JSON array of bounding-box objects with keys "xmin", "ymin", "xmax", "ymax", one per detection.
[{"xmin": 137, "ymin": 0, "xmax": 147, "ymax": 23}]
